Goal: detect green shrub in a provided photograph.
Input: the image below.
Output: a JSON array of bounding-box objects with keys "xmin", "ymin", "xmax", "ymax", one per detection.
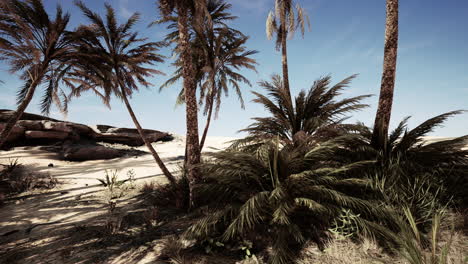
[
  {"xmin": 186, "ymin": 139, "xmax": 398, "ymax": 264},
  {"xmin": 396, "ymin": 208, "xmax": 462, "ymax": 264}
]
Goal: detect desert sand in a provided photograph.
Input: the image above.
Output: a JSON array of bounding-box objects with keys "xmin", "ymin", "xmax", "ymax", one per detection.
[{"xmin": 0, "ymin": 135, "xmax": 236, "ymax": 263}]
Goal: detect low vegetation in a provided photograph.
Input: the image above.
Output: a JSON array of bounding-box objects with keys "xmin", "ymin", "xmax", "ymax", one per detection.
[
  {"xmin": 0, "ymin": 159, "xmax": 57, "ymax": 204},
  {"xmin": 0, "ymin": 0, "xmax": 466, "ymax": 263}
]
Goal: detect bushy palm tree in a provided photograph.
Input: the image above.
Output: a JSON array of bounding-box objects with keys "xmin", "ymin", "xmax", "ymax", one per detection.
[
  {"xmin": 186, "ymin": 139, "xmax": 397, "ymax": 264},
  {"xmin": 372, "ymin": 0, "xmax": 399, "ymax": 149},
  {"xmin": 70, "ymin": 2, "xmax": 177, "ymax": 186},
  {"xmin": 231, "ymin": 74, "xmax": 371, "ymax": 151},
  {"xmin": 0, "ymin": 0, "xmax": 75, "ymax": 148},
  {"xmin": 157, "ymin": 0, "xmax": 208, "ymax": 194},
  {"xmin": 159, "ymin": 0, "xmax": 257, "ymax": 152},
  {"xmin": 266, "ymin": 0, "xmax": 310, "ymax": 98},
  {"xmin": 330, "ymin": 111, "xmax": 468, "ymax": 173},
  {"xmin": 327, "ymin": 111, "xmax": 468, "ymax": 215}
]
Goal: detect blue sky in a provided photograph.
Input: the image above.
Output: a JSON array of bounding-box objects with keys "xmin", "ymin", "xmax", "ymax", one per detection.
[{"xmin": 0, "ymin": 0, "xmax": 467, "ymax": 137}]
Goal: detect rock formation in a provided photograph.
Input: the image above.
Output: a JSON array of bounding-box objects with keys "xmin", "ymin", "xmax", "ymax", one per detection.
[{"xmin": 0, "ymin": 109, "xmax": 173, "ymax": 161}]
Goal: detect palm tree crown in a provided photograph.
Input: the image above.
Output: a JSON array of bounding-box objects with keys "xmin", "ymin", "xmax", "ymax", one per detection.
[
  {"xmin": 160, "ymin": 0, "xmax": 257, "ymax": 117},
  {"xmin": 235, "ymin": 74, "xmax": 371, "ymax": 148},
  {"xmin": 69, "ymin": 1, "xmax": 178, "ymax": 187},
  {"xmin": 266, "ymin": 0, "xmax": 310, "ymax": 50},
  {"xmin": 71, "ymin": 1, "xmax": 165, "ymax": 102},
  {"xmin": 0, "ymin": 0, "xmax": 78, "ymax": 149},
  {"xmin": 0, "ymin": 0, "xmax": 74, "ymax": 115}
]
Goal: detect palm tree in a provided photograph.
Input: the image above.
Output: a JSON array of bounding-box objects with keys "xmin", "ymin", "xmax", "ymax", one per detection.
[
  {"xmin": 197, "ymin": 31, "xmax": 257, "ymax": 151},
  {"xmin": 329, "ymin": 111, "xmax": 468, "ymax": 210},
  {"xmin": 231, "ymin": 74, "xmax": 371, "ymax": 151},
  {"xmin": 71, "ymin": 2, "xmax": 177, "ymax": 186},
  {"xmin": 186, "ymin": 139, "xmax": 398, "ymax": 264},
  {"xmin": 159, "ymin": 1, "xmax": 257, "ymax": 152},
  {"xmin": 371, "ymin": 0, "xmax": 399, "ymax": 149},
  {"xmin": 266, "ymin": 0, "xmax": 310, "ymax": 98},
  {"xmin": 157, "ymin": 0, "xmax": 209, "ymax": 207},
  {"xmin": 0, "ymin": 0, "xmax": 74, "ymax": 149}
]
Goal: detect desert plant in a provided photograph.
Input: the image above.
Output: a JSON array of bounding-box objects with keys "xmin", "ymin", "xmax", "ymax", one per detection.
[
  {"xmin": 71, "ymin": 1, "xmax": 178, "ymax": 189},
  {"xmin": 327, "ymin": 111, "xmax": 468, "ymax": 209},
  {"xmin": 396, "ymin": 208, "xmax": 464, "ymax": 264},
  {"xmin": 329, "ymin": 208, "xmax": 361, "ymax": 240},
  {"xmin": 230, "ymin": 74, "xmax": 371, "ymax": 151},
  {"xmin": 371, "ymin": 166, "xmax": 448, "ymax": 230},
  {"xmin": 126, "ymin": 169, "xmax": 137, "ymax": 189},
  {"xmin": 0, "ymin": 0, "xmax": 76, "ymax": 148},
  {"xmin": 1, "ymin": 158, "xmax": 57, "ymax": 195},
  {"xmin": 141, "ymin": 165, "xmax": 190, "ymax": 209},
  {"xmin": 186, "ymin": 139, "xmax": 398, "ymax": 264},
  {"xmin": 158, "ymin": 0, "xmax": 258, "ymax": 152},
  {"xmin": 372, "ymin": 0, "xmax": 399, "ymax": 149},
  {"xmin": 157, "ymin": 0, "xmax": 210, "ymax": 190},
  {"xmin": 266, "ymin": 0, "xmax": 311, "ymax": 97},
  {"xmin": 98, "ymin": 170, "xmax": 129, "ymax": 199}
]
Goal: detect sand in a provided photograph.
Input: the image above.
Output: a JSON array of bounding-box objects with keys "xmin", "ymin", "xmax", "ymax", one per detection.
[{"xmin": 0, "ymin": 135, "xmax": 236, "ymax": 263}]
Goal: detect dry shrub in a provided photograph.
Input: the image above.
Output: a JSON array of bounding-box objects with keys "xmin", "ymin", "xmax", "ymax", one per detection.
[
  {"xmin": 0, "ymin": 159, "xmax": 57, "ymax": 200},
  {"xmin": 141, "ymin": 171, "xmax": 190, "ymax": 209},
  {"xmin": 298, "ymin": 238, "xmax": 397, "ymax": 264},
  {"xmin": 143, "ymin": 206, "xmax": 159, "ymax": 228}
]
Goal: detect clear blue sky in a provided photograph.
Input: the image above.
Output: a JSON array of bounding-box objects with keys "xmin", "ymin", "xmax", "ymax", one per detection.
[{"xmin": 1, "ymin": 0, "xmax": 467, "ymax": 137}]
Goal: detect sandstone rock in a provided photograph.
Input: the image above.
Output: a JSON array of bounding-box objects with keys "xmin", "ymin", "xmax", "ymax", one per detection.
[
  {"xmin": 25, "ymin": 130, "xmax": 69, "ymax": 140},
  {"xmin": 62, "ymin": 145, "xmax": 123, "ymax": 161},
  {"xmin": 42, "ymin": 121, "xmax": 72, "ymax": 133},
  {"xmin": 0, "ymin": 124, "xmax": 25, "ymax": 142},
  {"xmin": 66, "ymin": 122, "xmax": 95, "ymax": 136},
  {"xmin": 1, "ymin": 109, "xmax": 173, "ymax": 150},
  {"xmin": 17, "ymin": 120, "xmax": 43, "ymax": 130},
  {"xmin": 94, "ymin": 132, "xmax": 144, "ymax": 146},
  {"xmin": 0, "ymin": 109, "xmax": 58, "ymax": 122}
]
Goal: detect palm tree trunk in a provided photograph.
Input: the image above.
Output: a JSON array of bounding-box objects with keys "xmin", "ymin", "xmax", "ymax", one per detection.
[
  {"xmin": 371, "ymin": 0, "xmax": 399, "ymax": 149},
  {"xmin": 280, "ymin": 6, "xmax": 291, "ymax": 99},
  {"xmin": 118, "ymin": 85, "xmax": 177, "ymax": 187},
  {"xmin": 0, "ymin": 80, "xmax": 38, "ymax": 149},
  {"xmin": 177, "ymin": 5, "xmax": 201, "ymax": 208},
  {"xmin": 199, "ymin": 86, "xmax": 216, "ymax": 152}
]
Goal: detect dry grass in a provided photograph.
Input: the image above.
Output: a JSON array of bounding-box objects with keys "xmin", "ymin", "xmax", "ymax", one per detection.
[
  {"xmin": 297, "ymin": 224, "xmax": 468, "ymax": 264},
  {"xmin": 0, "ymin": 159, "xmax": 57, "ymax": 203}
]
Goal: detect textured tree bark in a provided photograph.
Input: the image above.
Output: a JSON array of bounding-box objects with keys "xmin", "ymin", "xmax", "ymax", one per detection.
[
  {"xmin": 280, "ymin": 4, "xmax": 292, "ymax": 100},
  {"xmin": 178, "ymin": 5, "xmax": 201, "ymax": 208},
  {"xmin": 371, "ymin": 0, "xmax": 399, "ymax": 149},
  {"xmin": 199, "ymin": 76, "xmax": 216, "ymax": 152},
  {"xmin": 119, "ymin": 84, "xmax": 177, "ymax": 187},
  {"xmin": 0, "ymin": 79, "xmax": 39, "ymax": 149}
]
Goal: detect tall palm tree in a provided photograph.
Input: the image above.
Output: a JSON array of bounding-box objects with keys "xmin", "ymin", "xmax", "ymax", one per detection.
[
  {"xmin": 197, "ymin": 31, "xmax": 257, "ymax": 151},
  {"xmin": 371, "ymin": 0, "xmax": 399, "ymax": 149},
  {"xmin": 71, "ymin": 2, "xmax": 177, "ymax": 186},
  {"xmin": 158, "ymin": 0, "xmax": 209, "ymax": 207},
  {"xmin": 231, "ymin": 74, "xmax": 371, "ymax": 150},
  {"xmin": 159, "ymin": 1, "xmax": 257, "ymax": 152},
  {"xmin": 266, "ymin": 0, "xmax": 310, "ymax": 99},
  {"xmin": 0, "ymin": 0, "xmax": 74, "ymax": 149}
]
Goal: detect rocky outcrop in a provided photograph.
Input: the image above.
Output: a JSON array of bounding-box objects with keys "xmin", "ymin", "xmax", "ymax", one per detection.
[
  {"xmin": 62, "ymin": 144, "xmax": 123, "ymax": 161},
  {"xmin": 25, "ymin": 130, "xmax": 69, "ymax": 140},
  {"xmin": 0, "ymin": 124, "xmax": 25, "ymax": 142},
  {"xmin": 0, "ymin": 109, "xmax": 173, "ymax": 160}
]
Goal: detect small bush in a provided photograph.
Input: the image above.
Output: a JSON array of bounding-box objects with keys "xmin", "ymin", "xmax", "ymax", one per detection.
[
  {"xmin": 141, "ymin": 166, "xmax": 190, "ymax": 210},
  {"xmin": 0, "ymin": 159, "xmax": 57, "ymax": 200},
  {"xmin": 395, "ymin": 208, "xmax": 465, "ymax": 264}
]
